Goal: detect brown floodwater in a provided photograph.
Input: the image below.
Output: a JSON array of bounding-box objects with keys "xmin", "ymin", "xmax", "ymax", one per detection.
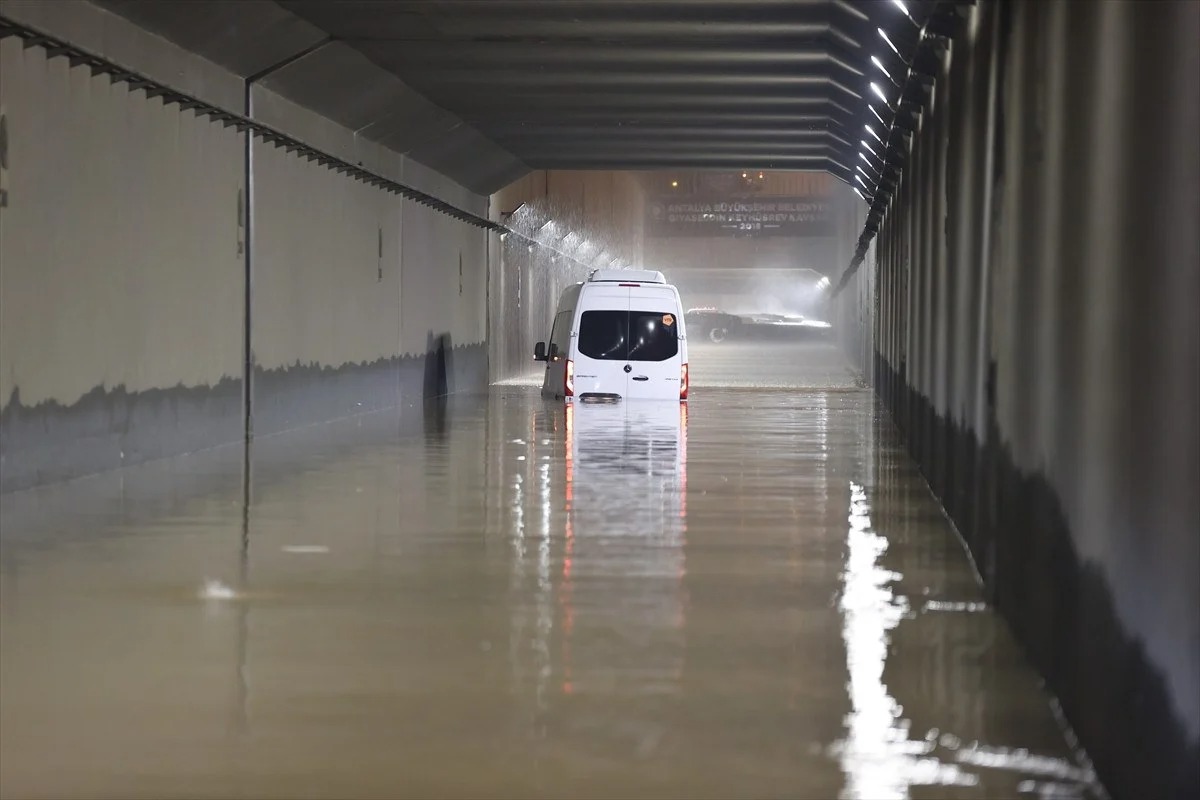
[{"xmin": 0, "ymin": 343, "xmax": 1104, "ymax": 799}]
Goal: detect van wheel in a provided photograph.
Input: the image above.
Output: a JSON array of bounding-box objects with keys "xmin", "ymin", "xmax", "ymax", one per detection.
[{"xmin": 709, "ymin": 327, "xmax": 727, "ymax": 343}]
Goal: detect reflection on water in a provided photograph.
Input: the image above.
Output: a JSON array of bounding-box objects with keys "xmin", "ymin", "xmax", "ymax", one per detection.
[
  {"xmin": 834, "ymin": 481, "xmax": 980, "ymax": 797},
  {"xmin": 507, "ymin": 401, "xmax": 688, "ymax": 761},
  {"xmin": 831, "ymin": 480, "xmax": 1105, "ymax": 800},
  {"xmin": 560, "ymin": 401, "xmax": 687, "ymax": 698},
  {"xmin": 0, "ymin": 379, "xmax": 1105, "ymax": 799}
]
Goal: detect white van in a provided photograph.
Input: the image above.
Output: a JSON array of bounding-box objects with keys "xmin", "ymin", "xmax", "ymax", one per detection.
[{"xmin": 535, "ymin": 269, "xmax": 689, "ymax": 401}]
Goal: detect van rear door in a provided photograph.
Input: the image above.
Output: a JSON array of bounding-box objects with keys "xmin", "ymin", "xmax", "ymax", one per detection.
[
  {"xmin": 625, "ymin": 287, "xmax": 683, "ymax": 400},
  {"xmin": 572, "ymin": 285, "xmax": 630, "ymax": 398}
]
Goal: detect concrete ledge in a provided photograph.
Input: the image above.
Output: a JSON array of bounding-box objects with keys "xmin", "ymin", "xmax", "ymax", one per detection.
[{"xmin": 874, "ymin": 353, "xmax": 1199, "ymax": 800}]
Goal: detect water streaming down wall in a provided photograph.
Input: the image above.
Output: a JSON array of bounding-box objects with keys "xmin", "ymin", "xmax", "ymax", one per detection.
[
  {"xmin": 836, "ymin": 2, "xmax": 1200, "ymax": 797},
  {"xmin": 488, "ymin": 171, "xmax": 647, "ymax": 383}
]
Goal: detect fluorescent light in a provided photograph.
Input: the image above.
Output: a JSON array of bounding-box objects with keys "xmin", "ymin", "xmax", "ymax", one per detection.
[
  {"xmin": 871, "ymin": 56, "xmax": 892, "ymax": 79},
  {"xmin": 860, "ymin": 139, "xmax": 879, "ymax": 156},
  {"xmin": 870, "ymin": 105, "xmax": 889, "ymax": 128},
  {"xmin": 854, "ymin": 174, "xmax": 868, "ymax": 187},
  {"xmin": 865, "ymin": 123, "xmax": 884, "ymax": 143},
  {"xmin": 891, "ymin": 0, "xmax": 908, "ymax": 14},
  {"xmin": 870, "ymin": 82, "xmax": 890, "ymax": 104},
  {"xmin": 878, "ymin": 28, "xmax": 902, "ymax": 57},
  {"xmin": 853, "ymin": 187, "xmax": 867, "ymax": 201}
]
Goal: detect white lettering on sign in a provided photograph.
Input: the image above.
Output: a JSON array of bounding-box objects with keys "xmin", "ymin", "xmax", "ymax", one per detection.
[{"xmin": 648, "ymin": 195, "xmax": 835, "ymax": 237}]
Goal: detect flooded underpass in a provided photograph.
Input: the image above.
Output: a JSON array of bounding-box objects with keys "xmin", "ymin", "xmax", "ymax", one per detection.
[{"xmin": 0, "ymin": 342, "xmax": 1104, "ymax": 799}]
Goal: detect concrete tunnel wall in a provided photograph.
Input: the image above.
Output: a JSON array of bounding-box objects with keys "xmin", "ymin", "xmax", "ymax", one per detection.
[
  {"xmin": 249, "ymin": 88, "xmax": 488, "ymax": 437},
  {"xmin": 0, "ymin": 0, "xmax": 492, "ymax": 492},
  {"xmin": 844, "ymin": 1, "xmax": 1199, "ymax": 797}
]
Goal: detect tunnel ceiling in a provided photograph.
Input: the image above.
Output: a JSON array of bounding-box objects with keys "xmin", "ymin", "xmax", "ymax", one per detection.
[
  {"xmin": 90, "ymin": 0, "xmax": 960, "ymax": 196},
  {"xmin": 279, "ymin": 0, "xmax": 918, "ymax": 181}
]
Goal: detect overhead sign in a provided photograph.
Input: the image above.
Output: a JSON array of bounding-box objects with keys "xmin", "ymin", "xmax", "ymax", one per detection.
[{"xmin": 647, "ymin": 196, "xmax": 834, "ymax": 238}]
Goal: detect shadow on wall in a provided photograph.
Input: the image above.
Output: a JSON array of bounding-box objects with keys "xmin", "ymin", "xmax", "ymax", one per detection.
[
  {"xmin": 423, "ymin": 331, "xmax": 456, "ymax": 401},
  {"xmin": 423, "ymin": 332, "xmax": 454, "ymax": 440}
]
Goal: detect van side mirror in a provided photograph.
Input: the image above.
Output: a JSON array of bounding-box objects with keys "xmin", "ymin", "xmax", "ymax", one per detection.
[{"xmin": 534, "ymin": 342, "xmax": 547, "ymax": 361}]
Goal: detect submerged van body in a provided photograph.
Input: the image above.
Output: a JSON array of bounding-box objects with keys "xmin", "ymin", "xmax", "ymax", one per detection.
[{"xmin": 535, "ymin": 269, "xmax": 689, "ymax": 401}]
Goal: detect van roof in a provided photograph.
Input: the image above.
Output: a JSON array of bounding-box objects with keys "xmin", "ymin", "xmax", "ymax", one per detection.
[{"xmin": 588, "ymin": 269, "xmax": 665, "ymax": 284}]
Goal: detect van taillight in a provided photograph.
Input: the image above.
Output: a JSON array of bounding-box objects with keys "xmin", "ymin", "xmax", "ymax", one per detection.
[
  {"xmin": 565, "ymin": 359, "xmax": 575, "ymax": 397},
  {"xmin": 680, "ymin": 362, "xmax": 689, "ymax": 400}
]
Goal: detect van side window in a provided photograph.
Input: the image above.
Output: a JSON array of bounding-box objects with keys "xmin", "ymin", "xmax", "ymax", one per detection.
[{"xmin": 548, "ymin": 310, "xmax": 573, "ymax": 358}]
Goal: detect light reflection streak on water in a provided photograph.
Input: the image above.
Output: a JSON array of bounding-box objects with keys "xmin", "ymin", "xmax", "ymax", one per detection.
[
  {"xmin": 554, "ymin": 400, "xmax": 689, "ymax": 698},
  {"xmin": 678, "ymin": 403, "xmax": 688, "ymax": 521},
  {"xmin": 540, "ymin": 462, "xmax": 552, "ymax": 543},
  {"xmin": 508, "ymin": 466, "xmax": 527, "ymax": 731},
  {"xmin": 835, "ymin": 481, "xmax": 980, "ymax": 798},
  {"xmin": 561, "ymin": 404, "xmax": 575, "ymax": 695},
  {"xmin": 956, "ymin": 744, "xmax": 1098, "ymax": 784},
  {"xmin": 512, "ymin": 472, "xmax": 525, "ymax": 557},
  {"xmin": 560, "ymin": 513, "xmax": 575, "ymax": 696},
  {"xmin": 535, "ymin": 460, "xmax": 552, "ymax": 717}
]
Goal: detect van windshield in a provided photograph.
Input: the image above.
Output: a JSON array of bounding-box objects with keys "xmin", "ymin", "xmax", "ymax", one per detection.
[{"xmin": 578, "ymin": 310, "xmax": 678, "ymax": 362}]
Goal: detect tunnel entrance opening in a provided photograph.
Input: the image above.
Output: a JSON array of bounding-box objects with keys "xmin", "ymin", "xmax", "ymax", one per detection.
[{"xmin": 490, "ymin": 168, "xmax": 862, "ymax": 391}]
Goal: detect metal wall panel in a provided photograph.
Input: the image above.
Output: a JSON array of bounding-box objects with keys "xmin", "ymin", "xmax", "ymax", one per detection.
[
  {"xmin": 860, "ymin": 3, "xmax": 1199, "ymax": 796},
  {"xmin": 0, "ymin": 36, "xmax": 245, "ymax": 489},
  {"xmin": 0, "ymin": 10, "xmax": 495, "ymax": 484},
  {"xmin": 253, "ymin": 140, "xmax": 403, "ymax": 372},
  {"xmin": 0, "ymin": 38, "xmax": 244, "ymax": 404}
]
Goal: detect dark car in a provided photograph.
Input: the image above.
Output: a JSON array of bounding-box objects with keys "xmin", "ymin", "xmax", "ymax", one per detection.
[
  {"xmin": 685, "ymin": 308, "xmax": 744, "ymax": 343},
  {"xmin": 740, "ymin": 312, "xmax": 834, "ymax": 340},
  {"xmin": 686, "ymin": 307, "xmax": 834, "ymax": 344}
]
